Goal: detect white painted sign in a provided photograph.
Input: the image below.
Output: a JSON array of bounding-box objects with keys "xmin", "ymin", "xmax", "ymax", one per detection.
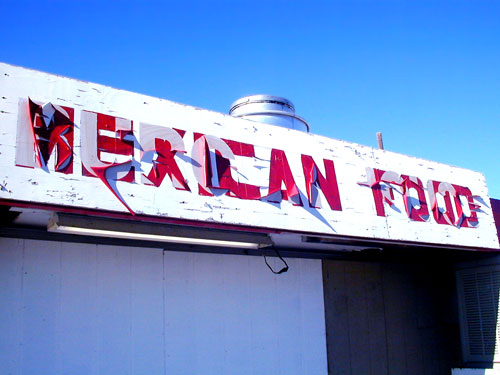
[{"xmin": 0, "ymin": 63, "xmax": 498, "ymax": 249}]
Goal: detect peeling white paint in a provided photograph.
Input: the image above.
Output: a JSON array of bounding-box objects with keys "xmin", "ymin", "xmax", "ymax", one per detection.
[{"xmin": 0, "ymin": 63, "xmax": 498, "ymax": 249}]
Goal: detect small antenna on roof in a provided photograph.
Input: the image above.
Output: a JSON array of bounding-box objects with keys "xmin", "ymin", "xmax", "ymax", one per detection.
[{"xmin": 377, "ymin": 132, "xmax": 384, "ymax": 150}]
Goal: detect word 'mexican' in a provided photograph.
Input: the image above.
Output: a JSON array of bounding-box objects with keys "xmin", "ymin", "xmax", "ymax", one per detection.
[{"xmin": 16, "ymin": 99, "xmax": 480, "ymax": 228}]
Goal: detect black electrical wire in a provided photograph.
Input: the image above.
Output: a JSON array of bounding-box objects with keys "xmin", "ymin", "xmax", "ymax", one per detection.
[{"xmin": 264, "ymin": 249, "xmax": 289, "ymax": 274}]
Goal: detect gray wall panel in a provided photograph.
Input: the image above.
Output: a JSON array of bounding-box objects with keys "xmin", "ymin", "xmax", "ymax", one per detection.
[
  {"xmin": 0, "ymin": 238, "xmax": 24, "ymax": 375},
  {"xmin": 323, "ymin": 259, "xmax": 460, "ymax": 375},
  {"xmin": 0, "ymin": 238, "xmax": 327, "ymax": 375},
  {"xmin": 163, "ymin": 251, "xmax": 327, "ymax": 375}
]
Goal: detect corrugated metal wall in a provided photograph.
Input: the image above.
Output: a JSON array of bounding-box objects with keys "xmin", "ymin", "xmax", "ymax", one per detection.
[{"xmin": 0, "ymin": 238, "xmax": 327, "ymax": 375}]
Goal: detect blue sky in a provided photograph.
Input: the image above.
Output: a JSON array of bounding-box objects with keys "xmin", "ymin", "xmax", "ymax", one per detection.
[{"xmin": 2, "ymin": 0, "xmax": 499, "ymax": 197}]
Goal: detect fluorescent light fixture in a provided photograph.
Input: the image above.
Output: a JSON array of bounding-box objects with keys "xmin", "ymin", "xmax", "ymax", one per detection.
[{"xmin": 48, "ymin": 213, "xmax": 272, "ymax": 249}]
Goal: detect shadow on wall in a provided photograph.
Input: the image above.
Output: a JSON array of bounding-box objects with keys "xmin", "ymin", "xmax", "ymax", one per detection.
[{"xmin": 322, "ymin": 257, "xmax": 462, "ymax": 375}]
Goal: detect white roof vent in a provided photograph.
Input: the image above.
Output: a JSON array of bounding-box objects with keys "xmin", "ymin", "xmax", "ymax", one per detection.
[{"xmin": 229, "ymin": 95, "xmax": 309, "ymax": 132}]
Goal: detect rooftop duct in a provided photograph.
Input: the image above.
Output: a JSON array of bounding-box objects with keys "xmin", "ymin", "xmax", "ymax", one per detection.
[{"xmin": 229, "ymin": 95, "xmax": 309, "ymax": 132}]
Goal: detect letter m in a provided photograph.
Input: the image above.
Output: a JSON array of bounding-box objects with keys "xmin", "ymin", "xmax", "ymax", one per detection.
[{"xmin": 16, "ymin": 98, "xmax": 74, "ymax": 174}]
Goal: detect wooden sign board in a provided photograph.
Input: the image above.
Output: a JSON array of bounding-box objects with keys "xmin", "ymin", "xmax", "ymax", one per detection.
[{"xmin": 0, "ymin": 63, "xmax": 498, "ymax": 250}]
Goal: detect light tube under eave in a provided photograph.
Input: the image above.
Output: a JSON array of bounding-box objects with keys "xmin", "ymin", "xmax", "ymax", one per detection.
[{"xmin": 48, "ymin": 224, "xmax": 264, "ymax": 249}]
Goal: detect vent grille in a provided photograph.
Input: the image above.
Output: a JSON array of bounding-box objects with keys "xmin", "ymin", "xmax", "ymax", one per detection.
[{"xmin": 457, "ymin": 266, "xmax": 500, "ymax": 362}]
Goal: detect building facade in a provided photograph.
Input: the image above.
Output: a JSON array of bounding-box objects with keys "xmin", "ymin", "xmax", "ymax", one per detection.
[{"xmin": 0, "ymin": 63, "xmax": 499, "ymax": 374}]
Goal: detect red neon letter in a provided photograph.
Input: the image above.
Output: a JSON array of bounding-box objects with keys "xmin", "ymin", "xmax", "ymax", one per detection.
[
  {"xmin": 16, "ymin": 98, "xmax": 74, "ymax": 174},
  {"xmin": 368, "ymin": 168, "xmax": 392, "ymax": 217},
  {"xmin": 267, "ymin": 149, "xmax": 302, "ymax": 206},
  {"xmin": 140, "ymin": 123, "xmax": 189, "ymax": 191},
  {"xmin": 428, "ymin": 180, "xmax": 477, "ymax": 227},
  {"xmin": 82, "ymin": 112, "xmax": 135, "ymax": 182},
  {"xmin": 218, "ymin": 139, "xmax": 261, "ymax": 200},
  {"xmin": 428, "ymin": 180, "xmax": 456, "ymax": 226},
  {"xmin": 401, "ymin": 175, "xmax": 429, "ymax": 222},
  {"xmin": 192, "ymin": 133, "xmax": 234, "ymax": 196},
  {"xmin": 452, "ymin": 184, "xmax": 479, "ymax": 228},
  {"xmin": 192, "ymin": 134, "xmax": 260, "ymax": 199},
  {"xmin": 80, "ymin": 111, "xmax": 135, "ymax": 214},
  {"xmin": 301, "ymin": 155, "xmax": 342, "ymax": 210}
]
